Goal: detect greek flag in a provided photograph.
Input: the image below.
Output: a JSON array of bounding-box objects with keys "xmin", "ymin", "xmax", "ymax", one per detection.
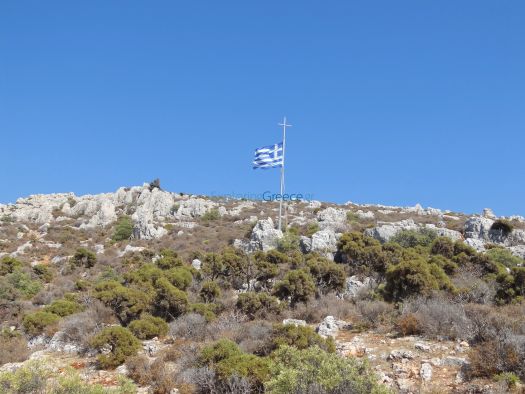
[{"xmin": 253, "ymin": 142, "xmax": 283, "ymax": 169}]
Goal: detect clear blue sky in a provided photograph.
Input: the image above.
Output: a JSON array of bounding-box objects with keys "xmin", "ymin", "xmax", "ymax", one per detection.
[{"xmin": 1, "ymin": 1, "xmax": 524, "ymax": 216}]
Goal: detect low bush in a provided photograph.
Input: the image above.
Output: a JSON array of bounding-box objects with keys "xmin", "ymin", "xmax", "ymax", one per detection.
[
  {"xmin": 22, "ymin": 311, "xmax": 60, "ymax": 336},
  {"xmin": 0, "ymin": 329, "xmax": 30, "ymax": 365},
  {"xmin": 0, "ymin": 256, "xmax": 23, "ymax": 275},
  {"xmin": 266, "ymin": 345, "xmax": 389, "ymax": 394},
  {"xmin": 90, "ymin": 326, "xmax": 141, "ymax": 369},
  {"xmin": 44, "ymin": 299, "xmax": 83, "ymax": 317},
  {"xmin": 199, "ymin": 280, "xmax": 221, "ymax": 303},
  {"xmin": 390, "ymin": 228, "xmax": 437, "ymax": 248},
  {"xmin": 170, "ymin": 313, "xmax": 208, "ymax": 340},
  {"xmin": 71, "ymin": 248, "xmax": 97, "ymax": 268},
  {"xmin": 268, "ymin": 324, "xmax": 335, "ymax": 355},
  {"xmin": 112, "ymin": 216, "xmax": 134, "ymax": 241},
  {"xmin": 202, "ymin": 208, "xmax": 220, "ymax": 221},
  {"xmin": 128, "ymin": 313, "xmax": 169, "ymax": 339},
  {"xmin": 236, "ymin": 292, "xmax": 282, "ymax": 319},
  {"xmin": 272, "ymin": 269, "xmax": 316, "ymax": 306},
  {"xmin": 32, "ymin": 264, "xmax": 53, "ymax": 282}
]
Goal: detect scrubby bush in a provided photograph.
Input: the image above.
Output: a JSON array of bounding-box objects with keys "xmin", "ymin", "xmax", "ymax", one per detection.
[
  {"xmin": 94, "ymin": 280, "xmax": 152, "ymax": 324},
  {"xmin": 336, "ymin": 232, "xmax": 389, "ymax": 276},
  {"xmin": 156, "ymin": 249, "xmax": 183, "ymax": 270},
  {"xmin": 189, "ymin": 303, "xmax": 217, "ymax": 321},
  {"xmin": 0, "ymin": 329, "xmax": 30, "ymax": 365},
  {"xmin": 277, "ymin": 231, "xmax": 300, "ymax": 253},
  {"xmin": 273, "ymin": 269, "xmax": 316, "ymax": 306},
  {"xmin": 112, "ymin": 216, "xmax": 134, "ymax": 241},
  {"xmin": 199, "ymin": 280, "xmax": 221, "ymax": 303},
  {"xmin": 126, "ymin": 355, "xmax": 175, "ymax": 392},
  {"xmin": 44, "ymin": 299, "xmax": 83, "ymax": 317},
  {"xmin": 22, "ymin": 311, "xmax": 60, "ymax": 336},
  {"xmin": 154, "ymin": 277, "xmax": 188, "ymax": 320},
  {"xmin": 71, "ymin": 248, "xmax": 97, "ymax": 268},
  {"xmin": 236, "ymin": 292, "xmax": 282, "ymax": 319},
  {"xmin": 486, "ymin": 247, "xmax": 524, "ymax": 268},
  {"xmin": 32, "ymin": 264, "xmax": 53, "ymax": 282},
  {"xmin": 430, "ymin": 237, "xmax": 455, "ymax": 259},
  {"xmin": 198, "ymin": 339, "xmax": 270, "ymax": 390},
  {"xmin": 170, "ymin": 313, "xmax": 208, "ymax": 340},
  {"xmin": 164, "ymin": 267, "xmax": 193, "ymax": 290},
  {"xmin": 390, "ymin": 228, "xmax": 437, "ymax": 248},
  {"xmin": 0, "ymin": 256, "xmax": 23, "ymax": 275},
  {"xmin": 6, "ymin": 270, "xmax": 41, "ymax": 299},
  {"xmin": 0, "ymin": 360, "xmax": 49, "ymax": 394},
  {"xmin": 491, "ymin": 219, "xmax": 514, "ymax": 235},
  {"xmin": 202, "ymin": 208, "xmax": 220, "ymax": 221},
  {"xmin": 268, "ymin": 324, "xmax": 335, "ymax": 355},
  {"xmin": 128, "ymin": 313, "xmax": 169, "ymax": 339},
  {"xmin": 265, "ymin": 345, "xmax": 389, "ymax": 394},
  {"xmin": 305, "ymin": 255, "xmax": 346, "ymax": 294},
  {"xmin": 90, "ymin": 326, "xmax": 141, "ymax": 369},
  {"xmin": 384, "ymin": 256, "xmax": 454, "ymax": 301}
]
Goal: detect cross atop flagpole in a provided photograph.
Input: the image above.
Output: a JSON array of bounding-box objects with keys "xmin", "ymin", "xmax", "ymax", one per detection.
[{"xmin": 278, "ymin": 117, "xmax": 291, "ymax": 231}]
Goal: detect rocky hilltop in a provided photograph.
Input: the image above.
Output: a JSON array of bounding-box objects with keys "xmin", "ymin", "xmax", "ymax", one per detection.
[
  {"xmin": 1, "ymin": 182, "xmax": 525, "ymax": 394},
  {"xmin": 1, "ymin": 182, "xmax": 524, "ymax": 260}
]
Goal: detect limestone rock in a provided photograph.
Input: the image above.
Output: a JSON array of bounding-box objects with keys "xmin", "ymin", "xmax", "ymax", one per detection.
[
  {"xmin": 343, "ymin": 276, "xmax": 375, "ymax": 298},
  {"xmin": 482, "ymin": 208, "xmax": 497, "ymax": 219},
  {"xmin": 310, "ymin": 229, "xmax": 338, "ymax": 256},
  {"xmin": 177, "ymin": 198, "xmax": 217, "ymax": 218},
  {"xmin": 316, "ymin": 207, "xmax": 347, "ymax": 231},
  {"xmin": 192, "ymin": 259, "xmax": 202, "ymax": 270},
  {"xmin": 388, "ymin": 349, "xmax": 415, "ymax": 360},
  {"xmin": 46, "ymin": 331, "xmax": 80, "ymax": 353},
  {"xmin": 463, "ymin": 216, "xmax": 495, "ymax": 241},
  {"xmin": 420, "ymin": 362, "xmax": 432, "ymax": 381},
  {"xmin": 282, "ymin": 319, "xmax": 306, "ymax": 327},
  {"xmin": 364, "ymin": 219, "xmax": 418, "ymax": 243},
  {"xmin": 234, "ymin": 218, "xmax": 283, "ymax": 253}
]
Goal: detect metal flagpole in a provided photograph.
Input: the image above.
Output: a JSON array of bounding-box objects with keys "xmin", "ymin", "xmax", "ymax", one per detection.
[{"xmin": 278, "ymin": 117, "xmax": 291, "ymax": 231}]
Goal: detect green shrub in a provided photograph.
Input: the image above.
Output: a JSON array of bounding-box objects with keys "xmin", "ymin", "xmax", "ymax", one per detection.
[
  {"xmin": 277, "ymin": 231, "xmax": 300, "ymax": 253},
  {"xmin": 52, "ymin": 367, "xmax": 137, "ymax": 393},
  {"xmin": 202, "ymin": 208, "xmax": 220, "ymax": 221},
  {"xmin": 0, "ymin": 256, "xmax": 23, "ymax": 275},
  {"xmin": 189, "ymin": 302, "xmax": 217, "ymax": 321},
  {"xmin": 128, "ymin": 314, "xmax": 169, "ymax": 339},
  {"xmin": 491, "ymin": 219, "xmax": 514, "ymax": 235},
  {"xmin": 22, "ymin": 311, "xmax": 60, "ymax": 336},
  {"xmin": 390, "ymin": 228, "xmax": 437, "ymax": 248},
  {"xmin": 236, "ymin": 292, "xmax": 282, "ymax": 319},
  {"xmin": 430, "ymin": 237, "xmax": 455, "ymax": 259},
  {"xmin": 306, "ymin": 222, "xmax": 320, "ymax": 237},
  {"xmin": 112, "ymin": 216, "xmax": 134, "ymax": 241},
  {"xmin": 165, "ymin": 267, "xmax": 193, "ymax": 290},
  {"xmin": 199, "ymin": 280, "xmax": 221, "ymax": 303},
  {"xmin": 305, "ymin": 255, "xmax": 346, "ymax": 293},
  {"xmin": 156, "ymin": 249, "xmax": 183, "ymax": 270},
  {"xmin": 0, "ymin": 360, "xmax": 49, "ymax": 394},
  {"xmin": 199, "ymin": 339, "xmax": 270, "ymax": 389},
  {"xmin": 337, "ymin": 232, "xmax": 390, "ymax": 275},
  {"xmin": 32, "ymin": 264, "xmax": 53, "ymax": 282},
  {"xmin": 265, "ymin": 345, "xmax": 389, "ymax": 394},
  {"xmin": 6, "ymin": 270, "xmax": 41, "ymax": 299},
  {"xmin": 486, "ymin": 247, "xmax": 524, "ymax": 268},
  {"xmin": 269, "ymin": 324, "xmax": 335, "ymax": 355},
  {"xmin": 71, "ymin": 248, "xmax": 97, "ymax": 268},
  {"xmin": 94, "ymin": 280, "xmax": 152, "ymax": 325},
  {"xmin": 272, "ymin": 269, "xmax": 316, "ymax": 306},
  {"xmin": 384, "ymin": 256, "xmax": 455, "ymax": 301},
  {"xmin": 494, "ymin": 372, "xmax": 521, "ymax": 388},
  {"xmin": 90, "ymin": 326, "xmax": 141, "ymax": 369},
  {"xmin": 154, "ymin": 277, "xmax": 188, "ymax": 320},
  {"xmin": 44, "ymin": 299, "xmax": 83, "ymax": 317}
]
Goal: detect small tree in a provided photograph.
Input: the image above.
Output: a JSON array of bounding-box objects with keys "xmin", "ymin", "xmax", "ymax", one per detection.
[{"xmin": 272, "ymin": 269, "xmax": 316, "ymax": 306}]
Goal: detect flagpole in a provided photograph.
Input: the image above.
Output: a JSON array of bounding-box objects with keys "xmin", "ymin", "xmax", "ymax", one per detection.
[{"xmin": 278, "ymin": 117, "xmax": 291, "ymax": 231}]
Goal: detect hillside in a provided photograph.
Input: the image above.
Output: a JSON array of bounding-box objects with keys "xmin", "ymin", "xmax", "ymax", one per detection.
[{"xmin": 1, "ymin": 182, "xmax": 524, "ymax": 393}]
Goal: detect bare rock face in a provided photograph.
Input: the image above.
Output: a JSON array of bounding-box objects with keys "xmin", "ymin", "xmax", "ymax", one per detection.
[
  {"xmin": 343, "ymin": 275, "xmax": 376, "ymax": 298},
  {"xmin": 234, "ymin": 218, "xmax": 283, "ymax": 253},
  {"xmin": 176, "ymin": 198, "xmax": 217, "ymax": 218},
  {"xmin": 463, "ymin": 216, "xmax": 495, "ymax": 241},
  {"xmin": 316, "ymin": 207, "xmax": 348, "ymax": 231},
  {"xmin": 364, "ymin": 219, "xmax": 419, "ymax": 243},
  {"xmin": 316, "ymin": 316, "xmax": 350, "ymax": 338},
  {"xmin": 131, "ymin": 187, "xmax": 174, "ymax": 240},
  {"xmin": 80, "ymin": 199, "xmax": 117, "ymax": 229}
]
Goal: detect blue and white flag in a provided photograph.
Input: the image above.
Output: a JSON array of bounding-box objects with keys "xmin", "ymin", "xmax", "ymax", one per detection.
[{"xmin": 253, "ymin": 142, "xmax": 283, "ymax": 169}]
